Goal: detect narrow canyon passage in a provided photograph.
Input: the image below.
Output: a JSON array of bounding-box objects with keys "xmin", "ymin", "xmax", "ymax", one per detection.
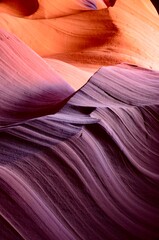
[{"xmin": 0, "ymin": 1, "xmax": 159, "ymax": 240}]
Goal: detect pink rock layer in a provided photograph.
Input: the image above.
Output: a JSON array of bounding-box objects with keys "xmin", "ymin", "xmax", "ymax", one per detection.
[{"xmin": 0, "ymin": 1, "xmax": 159, "ymax": 240}]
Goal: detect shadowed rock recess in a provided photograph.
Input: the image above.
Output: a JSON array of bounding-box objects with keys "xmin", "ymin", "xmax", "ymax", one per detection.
[{"xmin": 0, "ymin": 1, "xmax": 159, "ymax": 240}]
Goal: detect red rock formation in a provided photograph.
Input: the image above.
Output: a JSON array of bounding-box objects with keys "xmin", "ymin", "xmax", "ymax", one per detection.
[
  {"xmin": 0, "ymin": 1, "xmax": 159, "ymax": 240},
  {"xmin": 0, "ymin": 0, "xmax": 158, "ymax": 73}
]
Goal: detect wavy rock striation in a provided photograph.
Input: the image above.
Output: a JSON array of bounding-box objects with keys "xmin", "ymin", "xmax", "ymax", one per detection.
[
  {"xmin": 0, "ymin": 0, "xmax": 159, "ymax": 240},
  {"xmin": 0, "ymin": 64, "xmax": 159, "ymax": 239},
  {"xmin": 0, "ymin": 29, "xmax": 74, "ymax": 128}
]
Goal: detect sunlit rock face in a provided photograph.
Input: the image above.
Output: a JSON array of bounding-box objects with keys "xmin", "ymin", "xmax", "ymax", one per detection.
[
  {"xmin": 0, "ymin": 1, "xmax": 159, "ymax": 240},
  {"xmin": 0, "ymin": 0, "xmax": 159, "ymax": 71}
]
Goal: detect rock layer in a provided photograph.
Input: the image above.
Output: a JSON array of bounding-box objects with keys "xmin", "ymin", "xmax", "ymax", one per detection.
[{"xmin": 0, "ymin": 1, "xmax": 159, "ymax": 240}]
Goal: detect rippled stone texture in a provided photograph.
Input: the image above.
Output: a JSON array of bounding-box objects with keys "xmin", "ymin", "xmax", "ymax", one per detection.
[{"xmin": 0, "ymin": 1, "xmax": 159, "ymax": 240}]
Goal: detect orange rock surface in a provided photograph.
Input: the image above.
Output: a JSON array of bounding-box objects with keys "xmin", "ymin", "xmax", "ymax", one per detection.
[
  {"xmin": 1, "ymin": 2, "xmax": 159, "ymax": 240},
  {"xmin": 0, "ymin": 0, "xmax": 159, "ymax": 78}
]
